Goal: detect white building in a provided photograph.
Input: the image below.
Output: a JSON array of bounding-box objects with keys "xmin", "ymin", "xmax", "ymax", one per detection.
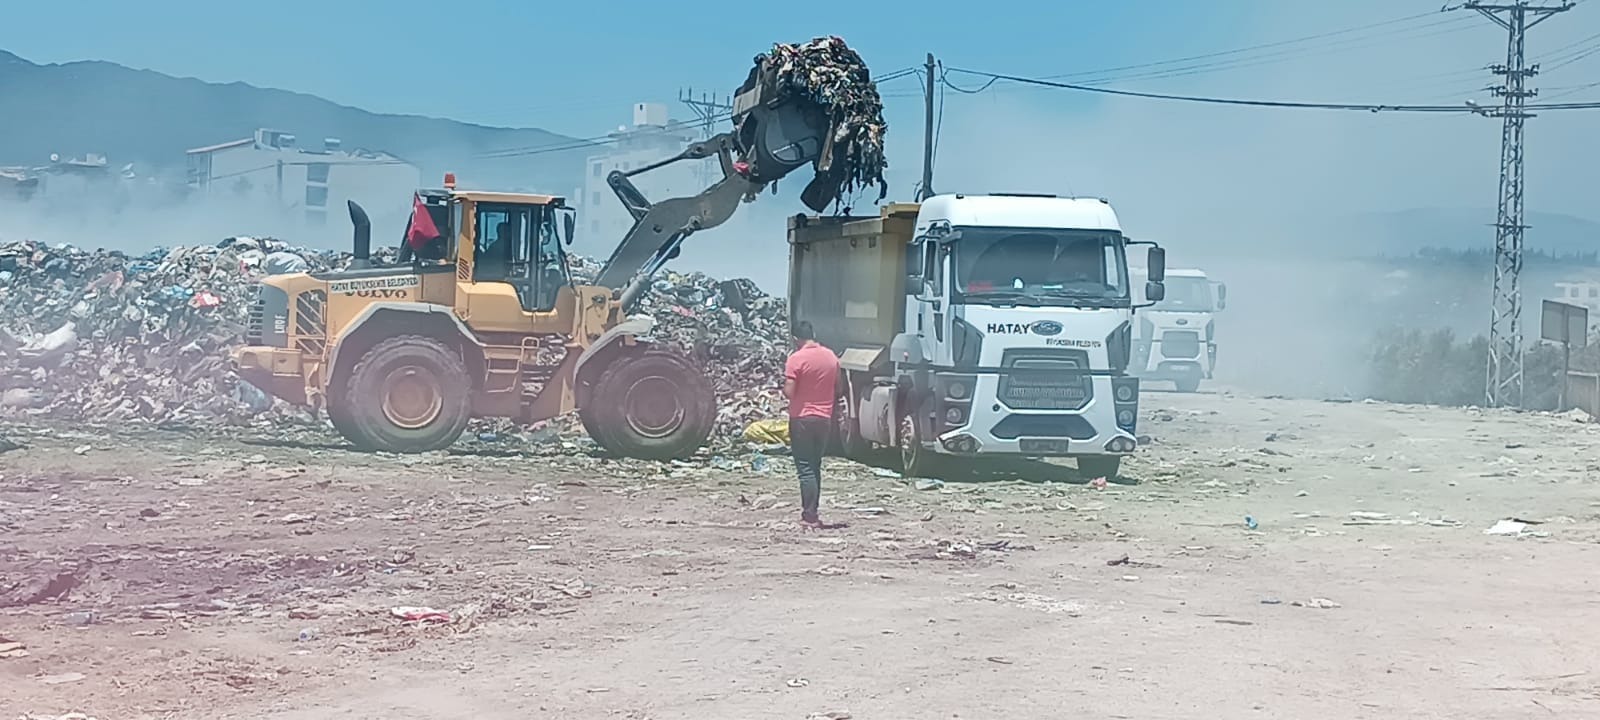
[
  {"xmin": 186, "ymin": 129, "xmax": 420, "ymax": 232},
  {"xmin": 1555, "ymin": 280, "xmax": 1600, "ymax": 314},
  {"xmin": 579, "ymin": 103, "xmax": 709, "ymax": 250}
]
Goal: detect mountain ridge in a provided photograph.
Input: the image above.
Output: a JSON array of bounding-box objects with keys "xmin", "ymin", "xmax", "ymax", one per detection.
[{"xmin": 0, "ymin": 48, "xmax": 592, "ymax": 192}]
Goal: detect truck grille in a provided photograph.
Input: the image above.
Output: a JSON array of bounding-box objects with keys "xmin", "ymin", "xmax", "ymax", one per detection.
[
  {"xmin": 245, "ymin": 289, "xmax": 265, "ymax": 345},
  {"xmin": 1161, "ymin": 331, "xmax": 1201, "ymax": 359},
  {"xmin": 997, "ymin": 349, "xmax": 1092, "ymax": 411}
]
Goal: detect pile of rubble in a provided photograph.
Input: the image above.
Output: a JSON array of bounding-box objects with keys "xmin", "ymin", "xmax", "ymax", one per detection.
[{"xmin": 0, "ymin": 240, "xmax": 789, "ymax": 445}]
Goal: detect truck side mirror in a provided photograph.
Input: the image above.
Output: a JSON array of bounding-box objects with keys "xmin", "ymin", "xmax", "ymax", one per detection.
[
  {"xmin": 1145, "ymin": 281, "xmax": 1166, "ymax": 303},
  {"xmin": 561, "ymin": 210, "xmax": 576, "ymax": 246},
  {"xmin": 1215, "ymin": 282, "xmax": 1228, "ymax": 310},
  {"xmin": 1147, "ymin": 247, "xmax": 1166, "ymax": 282}
]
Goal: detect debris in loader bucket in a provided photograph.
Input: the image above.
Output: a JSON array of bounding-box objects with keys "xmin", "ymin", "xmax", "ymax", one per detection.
[{"xmin": 737, "ymin": 36, "xmax": 888, "ymax": 212}]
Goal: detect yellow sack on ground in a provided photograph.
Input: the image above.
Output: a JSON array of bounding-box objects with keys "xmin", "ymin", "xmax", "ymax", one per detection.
[{"xmin": 742, "ymin": 418, "xmax": 790, "ymax": 445}]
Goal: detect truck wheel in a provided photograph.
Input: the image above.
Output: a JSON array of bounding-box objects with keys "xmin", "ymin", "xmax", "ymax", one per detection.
[
  {"xmin": 342, "ymin": 335, "xmax": 472, "ymax": 453},
  {"xmin": 1078, "ymin": 455, "xmax": 1122, "ymax": 479},
  {"xmin": 1175, "ymin": 376, "xmax": 1201, "ymax": 393},
  {"xmin": 899, "ymin": 412, "xmax": 938, "ymax": 478},
  {"xmin": 835, "ymin": 385, "xmax": 870, "ymax": 460},
  {"xmin": 582, "ymin": 350, "xmax": 715, "ymax": 460}
]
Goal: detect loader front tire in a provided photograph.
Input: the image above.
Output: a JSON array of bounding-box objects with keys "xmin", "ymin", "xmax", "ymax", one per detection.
[
  {"xmin": 581, "ymin": 350, "xmax": 715, "ymax": 460},
  {"xmin": 340, "ymin": 335, "xmax": 472, "ymax": 453}
]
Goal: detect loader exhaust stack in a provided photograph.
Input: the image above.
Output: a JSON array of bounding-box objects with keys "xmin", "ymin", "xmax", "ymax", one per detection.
[{"xmin": 348, "ymin": 200, "xmax": 372, "ymax": 270}]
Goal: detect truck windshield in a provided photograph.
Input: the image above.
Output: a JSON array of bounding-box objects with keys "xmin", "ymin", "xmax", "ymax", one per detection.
[
  {"xmin": 1154, "ymin": 276, "xmax": 1213, "ymax": 312},
  {"xmin": 953, "ymin": 227, "xmax": 1128, "ymax": 305}
]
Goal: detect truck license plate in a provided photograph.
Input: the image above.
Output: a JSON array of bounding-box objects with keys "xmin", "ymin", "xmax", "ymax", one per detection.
[{"xmin": 1019, "ymin": 439, "xmax": 1072, "ymax": 454}]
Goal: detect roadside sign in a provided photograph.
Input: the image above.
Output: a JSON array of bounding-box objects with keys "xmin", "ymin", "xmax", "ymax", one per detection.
[{"xmin": 1541, "ymin": 299, "xmax": 1588, "ymax": 348}]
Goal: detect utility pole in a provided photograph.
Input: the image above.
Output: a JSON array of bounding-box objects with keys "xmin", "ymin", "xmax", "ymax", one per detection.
[
  {"xmin": 679, "ymin": 89, "xmax": 733, "ymax": 186},
  {"xmin": 918, "ymin": 53, "xmax": 937, "ymax": 201},
  {"xmin": 1465, "ymin": 1, "xmax": 1574, "ymax": 408}
]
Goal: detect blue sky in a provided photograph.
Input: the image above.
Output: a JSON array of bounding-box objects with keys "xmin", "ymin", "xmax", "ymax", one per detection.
[
  {"xmin": 0, "ymin": 0, "xmax": 1254, "ymax": 135},
  {"xmin": 4, "ymin": 0, "xmax": 1599, "ymax": 280}
]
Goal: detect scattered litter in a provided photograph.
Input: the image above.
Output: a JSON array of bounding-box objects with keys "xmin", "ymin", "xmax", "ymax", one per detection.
[
  {"xmin": 1244, "ymin": 515, "xmax": 1259, "ymax": 530},
  {"xmin": 555, "ymin": 579, "xmax": 593, "ymax": 599},
  {"xmin": 913, "ymin": 478, "xmax": 944, "ymax": 491},
  {"xmin": 1484, "ymin": 519, "xmax": 1528, "ymax": 536},
  {"xmin": 1292, "ymin": 597, "xmax": 1341, "ymax": 609},
  {"xmin": 786, "ymin": 677, "xmax": 810, "ymax": 688},
  {"xmin": 390, "ymin": 606, "xmax": 452, "ymax": 625},
  {"xmin": 280, "ymin": 513, "xmax": 316, "ymax": 524},
  {"xmin": 36, "ymin": 672, "xmax": 87, "ymax": 686},
  {"xmin": 1089, "ymin": 477, "xmax": 1109, "ymax": 490},
  {"xmin": 986, "ymin": 656, "xmax": 1014, "ymax": 665},
  {"xmin": 0, "ymin": 639, "xmax": 28, "ymax": 659}
]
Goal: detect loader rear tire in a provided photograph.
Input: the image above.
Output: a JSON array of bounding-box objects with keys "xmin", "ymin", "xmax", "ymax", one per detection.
[
  {"xmin": 325, "ymin": 394, "xmax": 359, "ymax": 441},
  {"xmin": 581, "ymin": 350, "xmax": 715, "ymax": 460},
  {"xmin": 340, "ymin": 335, "xmax": 472, "ymax": 453}
]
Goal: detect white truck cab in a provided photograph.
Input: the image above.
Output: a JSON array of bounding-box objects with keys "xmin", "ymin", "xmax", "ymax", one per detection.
[
  {"xmin": 790, "ymin": 193, "xmax": 1166, "ymax": 478},
  {"xmin": 1130, "ymin": 267, "xmax": 1226, "ymax": 392}
]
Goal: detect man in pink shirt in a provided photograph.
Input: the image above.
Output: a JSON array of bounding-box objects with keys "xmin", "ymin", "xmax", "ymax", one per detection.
[{"xmin": 783, "ymin": 320, "xmax": 839, "ymax": 527}]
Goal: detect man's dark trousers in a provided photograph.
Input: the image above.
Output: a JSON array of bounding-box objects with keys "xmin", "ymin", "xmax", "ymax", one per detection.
[{"xmin": 789, "ymin": 417, "xmax": 831, "ymax": 518}]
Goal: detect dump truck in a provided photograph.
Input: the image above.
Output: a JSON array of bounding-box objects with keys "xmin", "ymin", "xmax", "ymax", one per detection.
[
  {"xmin": 1130, "ymin": 266, "xmax": 1226, "ymax": 392},
  {"xmin": 231, "ymin": 38, "xmax": 873, "ymax": 457},
  {"xmin": 789, "ymin": 194, "xmax": 1167, "ymax": 477}
]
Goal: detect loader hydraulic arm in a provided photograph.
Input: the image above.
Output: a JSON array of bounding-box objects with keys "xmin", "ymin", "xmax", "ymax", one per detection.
[{"xmin": 594, "ymin": 132, "xmax": 763, "ymax": 312}]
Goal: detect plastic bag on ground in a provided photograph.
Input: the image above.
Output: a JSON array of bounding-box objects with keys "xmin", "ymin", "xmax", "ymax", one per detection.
[{"xmin": 742, "ymin": 418, "xmax": 791, "ymax": 445}]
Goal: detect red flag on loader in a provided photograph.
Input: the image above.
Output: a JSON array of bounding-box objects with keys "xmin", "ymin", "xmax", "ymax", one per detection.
[{"xmin": 405, "ymin": 194, "xmax": 441, "ymax": 250}]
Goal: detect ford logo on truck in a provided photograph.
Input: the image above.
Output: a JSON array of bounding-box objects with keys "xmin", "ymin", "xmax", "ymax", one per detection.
[{"xmin": 987, "ymin": 321, "xmax": 1065, "ymax": 336}]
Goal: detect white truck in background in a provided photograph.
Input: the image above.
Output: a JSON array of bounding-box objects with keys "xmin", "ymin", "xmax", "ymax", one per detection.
[
  {"xmin": 1130, "ymin": 267, "xmax": 1226, "ymax": 392},
  {"xmin": 790, "ymin": 194, "xmax": 1167, "ymax": 478}
]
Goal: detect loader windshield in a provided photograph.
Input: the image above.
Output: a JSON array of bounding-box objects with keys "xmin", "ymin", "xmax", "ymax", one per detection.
[{"xmin": 954, "ymin": 227, "xmax": 1128, "ymax": 307}]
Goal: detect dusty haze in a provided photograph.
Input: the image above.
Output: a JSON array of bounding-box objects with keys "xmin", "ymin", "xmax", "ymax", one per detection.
[{"xmin": 5, "ymin": 0, "xmax": 1598, "ymax": 402}]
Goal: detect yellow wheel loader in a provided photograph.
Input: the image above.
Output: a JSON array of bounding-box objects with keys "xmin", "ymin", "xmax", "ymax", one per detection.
[{"xmin": 232, "ymin": 77, "xmax": 839, "ymax": 458}]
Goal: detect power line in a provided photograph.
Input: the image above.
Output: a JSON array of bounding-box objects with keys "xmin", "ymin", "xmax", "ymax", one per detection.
[
  {"xmin": 1045, "ymin": 15, "xmax": 1481, "ymax": 88},
  {"xmin": 1540, "ymin": 78, "xmax": 1600, "ymax": 99},
  {"xmin": 941, "ymin": 66, "xmax": 1600, "ymax": 112},
  {"xmin": 945, "ymin": 67, "xmax": 1470, "ymax": 112},
  {"xmin": 1039, "ymin": 9, "xmax": 1451, "ymax": 82}
]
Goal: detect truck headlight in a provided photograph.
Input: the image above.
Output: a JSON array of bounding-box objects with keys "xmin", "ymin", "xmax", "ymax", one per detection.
[
  {"xmin": 1116, "ymin": 408, "xmax": 1135, "ymax": 427},
  {"xmin": 945, "ymin": 406, "xmax": 966, "ymax": 425},
  {"xmin": 949, "ymin": 380, "xmax": 969, "ymax": 399},
  {"xmin": 1115, "ymin": 384, "xmax": 1136, "ymax": 402}
]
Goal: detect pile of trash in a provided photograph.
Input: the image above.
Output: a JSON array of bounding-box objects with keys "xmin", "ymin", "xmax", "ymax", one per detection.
[
  {"xmin": 569, "ymin": 257, "xmax": 790, "ymax": 438},
  {"xmin": 742, "ymin": 36, "xmax": 889, "ymax": 211},
  {"xmin": 1, "ymin": 239, "xmax": 789, "ymax": 444}
]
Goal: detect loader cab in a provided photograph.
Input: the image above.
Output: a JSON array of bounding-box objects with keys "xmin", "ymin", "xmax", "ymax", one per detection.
[{"xmin": 452, "ymin": 191, "xmax": 576, "ymax": 314}]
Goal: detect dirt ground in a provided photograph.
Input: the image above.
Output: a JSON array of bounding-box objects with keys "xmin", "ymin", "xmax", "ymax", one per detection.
[{"xmin": 5, "ymin": 391, "xmax": 1600, "ymax": 720}]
